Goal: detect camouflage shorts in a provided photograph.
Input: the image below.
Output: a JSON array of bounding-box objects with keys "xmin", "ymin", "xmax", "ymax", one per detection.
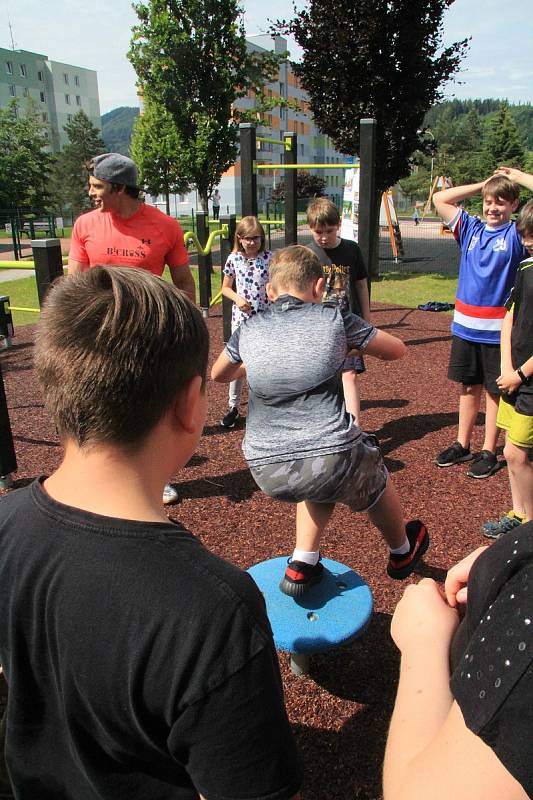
[{"xmin": 250, "ymin": 433, "xmax": 387, "ymax": 512}]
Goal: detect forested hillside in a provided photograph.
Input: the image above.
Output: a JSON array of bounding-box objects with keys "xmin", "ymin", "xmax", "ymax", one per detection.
[
  {"xmin": 399, "ymin": 100, "xmax": 533, "ymax": 203},
  {"xmin": 101, "ymin": 107, "xmax": 140, "ymax": 155}
]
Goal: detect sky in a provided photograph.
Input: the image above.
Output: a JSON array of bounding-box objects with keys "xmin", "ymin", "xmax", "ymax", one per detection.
[{"xmin": 1, "ymin": 0, "xmax": 532, "ymax": 115}]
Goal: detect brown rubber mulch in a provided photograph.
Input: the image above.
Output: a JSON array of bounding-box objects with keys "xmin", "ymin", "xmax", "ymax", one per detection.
[{"xmin": 1, "ymin": 303, "xmax": 509, "ymax": 800}]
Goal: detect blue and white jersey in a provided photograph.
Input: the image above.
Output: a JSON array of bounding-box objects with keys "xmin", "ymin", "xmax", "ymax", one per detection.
[{"xmin": 449, "ymin": 209, "xmax": 526, "ymax": 344}]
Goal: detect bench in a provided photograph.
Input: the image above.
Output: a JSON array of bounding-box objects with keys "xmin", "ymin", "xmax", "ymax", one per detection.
[
  {"xmin": 247, "ymin": 556, "xmax": 373, "ymax": 675},
  {"xmin": 20, "ymin": 221, "xmax": 56, "ymax": 238}
]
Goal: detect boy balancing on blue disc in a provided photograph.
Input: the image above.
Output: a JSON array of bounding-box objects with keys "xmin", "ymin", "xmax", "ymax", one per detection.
[{"xmin": 212, "ymin": 245, "xmax": 429, "ymax": 596}]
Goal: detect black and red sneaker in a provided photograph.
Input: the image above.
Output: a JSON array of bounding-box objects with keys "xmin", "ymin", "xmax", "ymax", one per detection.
[
  {"xmin": 387, "ymin": 520, "xmax": 429, "ymax": 580},
  {"xmin": 279, "ymin": 558, "xmax": 324, "ymax": 597}
]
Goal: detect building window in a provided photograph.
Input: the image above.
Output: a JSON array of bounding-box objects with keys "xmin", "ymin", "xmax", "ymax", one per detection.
[
  {"xmin": 63, "ymin": 73, "xmax": 69, "ymax": 85},
  {"xmin": 23, "ymin": 87, "xmax": 29, "ymax": 97},
  {"xmin": 5, "ymin": 61, "xmax": 13, "ymax": 74},
  {"xmin": 40, "ymin": 91, "xmax": 45, "ymax": 102},
  {"xmin": 19, "ymin": 63, "xmax": 27, "ymax": 77},
  {"xmin": 74, "ymin": 75, "xmax": 80, "ymax": 86},
  {"xmin": 65, "ymin": 94, "xmax": 71, "ymax": 105},
  {"xmin": 67, "ymin": 114, "xmax": 72, "ymax": 122},
  {"xmin": 38, "ymin": 70, "xmax": 44, "ymax": 81},
  {"xmin": 279, "ymin": 81, "xmax": 285, "ymax": 96},
  {"xmin": 9, "ymin": 85, "xmax": 15, "ymax": 97},
  {"xmin": 42, "ymin": 112, "xmax": 48, "ymax": 122},
  {"xmin": 76, "ymin": 95, "xmax": 81, "ymax": 106}
]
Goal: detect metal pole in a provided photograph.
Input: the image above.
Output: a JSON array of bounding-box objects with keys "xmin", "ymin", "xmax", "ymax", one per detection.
[
  {"xmin": 196, "ymin": 212, "xmax": 212, "ymax": 317},
  {"xmin": 0, "ymin": 360, "xmax": 17, "ymax": 487},
  {"xmin": 0, "ymin": 296, "xmax": 14, "ymax": 349},
  {"xmin": 358, "ymin": 118, "xmax": 377, "ymax": 284},
  {"xmin": 284, "ymin": 132, "xmax": 298, "ymax": 246},
  {"xmin": 239, "ymin": 124, "xmax": 258, "ymax": 217},
  {"xmin": 220, "ymin": 214, "xmax": 236, "ymax": 343},
  {"xmin": 31, "ymin": 239, "xmax": 64, "ymax": 307}
]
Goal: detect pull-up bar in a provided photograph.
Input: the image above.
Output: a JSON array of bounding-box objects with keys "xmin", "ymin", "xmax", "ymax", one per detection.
[
  {"xmin": 257, "ymin": 135, "xmax": 293, "ymax": 151},
  {"xmin": 256, "ymin": 163, "xmax": 360, "ymax": 170}
]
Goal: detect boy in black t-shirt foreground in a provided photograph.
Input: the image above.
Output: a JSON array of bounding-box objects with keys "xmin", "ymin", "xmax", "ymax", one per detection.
[
  {"xmin": 0, "ymin": 267, "xmax": 301, "ymax": 800},
  {"xmin": 306, "ymin": 197, "xmax": 370, "ymax": 426}
]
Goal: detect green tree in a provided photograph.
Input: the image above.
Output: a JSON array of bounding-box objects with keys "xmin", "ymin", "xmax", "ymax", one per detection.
[
  {"xmin": 130, "ymin": 95, "xmax": 190, "ymax": 215},
  {"xmin": 51, "ymin": 111, "xmax": 105, "ymax": 213},
  {"xmin": 279, "ymin": 0, "xmax": 469, "ymax": 193},
  {"xmin": 0, "ymin": 100, "xmax": 53, "ymax": 211},
  {"xmin": 482, "ymin": 105, "xmax": 526, "ymax": 174},
  {"xmin": 129, "ymin": 0, "xmax": 282, "ymax": 211},
  {"xmin": 278, "ymin": 0, "xmax": 468, "ymax": 275}
]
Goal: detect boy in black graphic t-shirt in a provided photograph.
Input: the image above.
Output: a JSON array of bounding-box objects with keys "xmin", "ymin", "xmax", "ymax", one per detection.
[
  {"xmin": 0, "ymin": 267, "xmax": 300, "ymax": 800},
  {"xmin": 307, "ymin": 197, "xmax": 370, "ymax": 426}
]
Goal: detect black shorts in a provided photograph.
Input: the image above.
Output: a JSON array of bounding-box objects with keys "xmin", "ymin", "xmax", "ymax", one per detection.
[{"xmin": 447, "ymin": 336, "xmax": 500, "ymax": 394}]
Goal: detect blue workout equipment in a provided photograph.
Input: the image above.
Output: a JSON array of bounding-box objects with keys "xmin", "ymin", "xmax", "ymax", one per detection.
[{"xmin": 248, "ymin": 556, "xmax": 373, "ymax": 675}]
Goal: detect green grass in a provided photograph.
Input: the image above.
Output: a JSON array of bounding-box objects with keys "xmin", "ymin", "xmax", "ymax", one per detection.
[
  {"xmin": 2, "ymin": 267, "xmax": 203, "ymax": 329},
  {"xmin": 371, "ymin": 272, "xmax": 457, "ymax": 309},
  {"xmin": 2, "ymin": 269, "xmax": 457, "ymax": 330}
]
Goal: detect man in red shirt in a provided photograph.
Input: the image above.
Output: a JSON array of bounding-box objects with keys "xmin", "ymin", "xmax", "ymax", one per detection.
[{"xmin": 68, "ymin": 153, "xmax": 196, "ymax": 505}]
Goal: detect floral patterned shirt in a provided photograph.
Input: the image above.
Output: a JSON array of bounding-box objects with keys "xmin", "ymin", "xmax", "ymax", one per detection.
[{"xmin": 223, "ymin": 250, "xmax": 272, "ymax": 326}]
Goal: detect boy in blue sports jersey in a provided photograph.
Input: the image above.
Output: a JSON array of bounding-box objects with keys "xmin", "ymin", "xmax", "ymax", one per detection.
[{"xmin": 433, "ymin": 168, "xmax": 533, "ymax": 479}]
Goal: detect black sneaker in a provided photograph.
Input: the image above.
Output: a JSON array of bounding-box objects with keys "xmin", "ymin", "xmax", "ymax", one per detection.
[
  {"xmin": 435, "ymin": 441, "xmax": 473, "ymax": 467},
  {"xmin": 279, "ymin": 559, "xmax": 324, "ymax": 597},
  {"xmin": 387, "ymin": 520, "xmax": 429, "ymax": 580},
  {"xmin": 467, "ymin": 450, "xmax": 499, "ymax": 479},
  {"xmin": 221, "ymin": 407, "xmax": 239, "ymax": 428}
]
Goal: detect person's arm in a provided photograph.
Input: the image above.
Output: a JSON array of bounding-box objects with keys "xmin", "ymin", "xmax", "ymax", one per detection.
[
  {"xmin": 433, "ymin": 181, "xmax": 486, "ymax": 225},
  {"xmin": 360, "ymin": 329, "xmax": 405, "ymax": 360},
  {"xmin": 169, "ymin": 265, "xmax": 196, "ymax": 304},
  {"xmin": 354, "ymin": 277, "xmax": 371, "ymax": 321},
  {"xmin": 494, "ymin": 167, "xmax": 533, "ymax": 192},
  {"xmin": 67, "ymin": 259, "xmax": 87, "ymax": 276},
  {"xmin": 384, "ymin": 578, "xmax": 528, "ymax": 800},
  {"xmin": 211, "ymin": 349, "xmax": 246, "ymax": 383},
  {"xmin": 221, "ymin": 274, "xmax": 252, "ymax": 314}
]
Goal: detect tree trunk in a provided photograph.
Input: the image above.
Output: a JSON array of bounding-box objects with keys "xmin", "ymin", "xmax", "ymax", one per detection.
[
  {"xmin": 199, "ymin": 192, "xmax": 209, "ymax": 214},
  {"xmin": 165, "ymin": 190, "xmax": 170, "ymax": 217}
]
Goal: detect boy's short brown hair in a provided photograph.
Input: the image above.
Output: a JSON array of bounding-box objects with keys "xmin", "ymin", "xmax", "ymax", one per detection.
[
  {"xmin": 269, "ymin": 245, "xmax": 323, "ymax": 293},
  {"xmin": 481, "ymin": 175, "xmax": 520, "ymax": 203},
  {"xmin": 307, "ymin": 197, "xmax": 341, "ymax": 228},
  {"xmin": 35, "ymin": 266, "xmax": 209, "ymax": 450},
  {"xmin": 516, "ymin": 199, "xmax": 533, "ymax": 238}
]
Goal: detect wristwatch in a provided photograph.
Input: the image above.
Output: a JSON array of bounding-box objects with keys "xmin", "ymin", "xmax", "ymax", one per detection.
[{"xmin": 517, "ymin": 366, "xmax": 531, "ymax": 386}]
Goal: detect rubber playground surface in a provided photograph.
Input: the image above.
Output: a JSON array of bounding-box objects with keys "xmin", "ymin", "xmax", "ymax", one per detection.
[{"xmin": 0, "ymin": 303, "xmax": 508, "ymax": 799}]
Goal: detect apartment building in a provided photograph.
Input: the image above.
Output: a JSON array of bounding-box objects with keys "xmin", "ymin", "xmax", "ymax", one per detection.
[
  {"xmin": 149, "ymin": 35, "xmax": 347, "ymax": 216},
  {"xmin": 0, "ymin": 47, "xmax": 101, "ymax": 152}
]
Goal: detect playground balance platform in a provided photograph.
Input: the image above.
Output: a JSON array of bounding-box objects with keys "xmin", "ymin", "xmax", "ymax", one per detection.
[{"xmin": 248, "ymin": 556, "xmax": 373, "ymax": 675}]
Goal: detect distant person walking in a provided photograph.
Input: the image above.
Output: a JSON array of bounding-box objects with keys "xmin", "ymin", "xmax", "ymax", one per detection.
[{"xmin": 211, "ymin": 188, "xmax": 221, "ymax": 220}]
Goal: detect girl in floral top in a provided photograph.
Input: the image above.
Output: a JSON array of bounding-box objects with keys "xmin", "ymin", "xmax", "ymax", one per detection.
[{"xmin": 220, "ymin": 216, "xmax": 271, "ymax": 428}]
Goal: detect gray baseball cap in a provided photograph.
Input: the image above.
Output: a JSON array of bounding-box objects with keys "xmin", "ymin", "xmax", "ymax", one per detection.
[{"xmin": 91, "ymin": 153, "xmax": 138, "ymax": 188}]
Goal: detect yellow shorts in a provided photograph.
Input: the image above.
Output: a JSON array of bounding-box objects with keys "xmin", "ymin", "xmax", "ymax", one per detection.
[{"xmin": 497, "ymin": 398, "xmax": 533, "ymax": 449}]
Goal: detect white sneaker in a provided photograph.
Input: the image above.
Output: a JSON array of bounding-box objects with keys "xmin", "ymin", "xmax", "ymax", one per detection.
[{"xmin": 162, "ymin": 483, "xmax": 179, "ymax": 505}]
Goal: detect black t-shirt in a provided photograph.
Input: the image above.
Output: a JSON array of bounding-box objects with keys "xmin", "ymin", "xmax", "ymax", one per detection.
[
  {"xmin": 308, "ymin": 239, "xmax": 368, "ymax": 316},
  {"xmin": 450, "ymin": 522, "xmax": 533, "ymax": 796},
  {"xmin": 0, "ymin": 480, "xmax": 301, "ymax": 800},
  {"xmin": 507, "ymin": 256, "xmax": 533, "ymax": 396}
]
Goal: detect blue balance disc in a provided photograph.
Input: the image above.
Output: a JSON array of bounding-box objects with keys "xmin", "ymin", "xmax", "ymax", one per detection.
[{"xmin": 248, "ymin": 557, "xmax": 373, "ymax": 655}]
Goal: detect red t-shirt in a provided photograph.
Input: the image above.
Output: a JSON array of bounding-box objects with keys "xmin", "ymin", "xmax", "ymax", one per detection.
[{"xmin": 69, "ymin": 204, "xmax": 188, "ymax": 276}]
